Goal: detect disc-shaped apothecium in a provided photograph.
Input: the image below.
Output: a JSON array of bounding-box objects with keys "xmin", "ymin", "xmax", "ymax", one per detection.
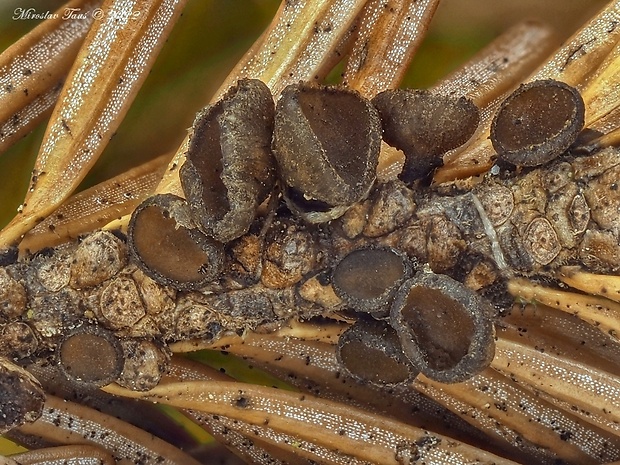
[
  {"xmin": 273, "ymin": 83, "xmax": 382, "ymax": 223},
  {"xmin": 58, "ymin": 326, "xmax": 124, "ymax": 388},
  {"xmin": 390, "ymin": 272, "xmax": 496, "ymax": 383},
  {"xmin": 180, "ymin": 79, "xmax": 276, "ymax": 243},
  {"xmin": 128, "ymin": 194, "xmax": 224, "ymax": 290},
  {"xmin": 332, "ymin": 247, "xmax": 412, "ymax": 316},
  {"xmin": 337, "ymin": 318, "xmax": 418, "ymax": 388},
  {"xmin": 491, "ymin": 79, "xmax": 585, "ymax": 167}
]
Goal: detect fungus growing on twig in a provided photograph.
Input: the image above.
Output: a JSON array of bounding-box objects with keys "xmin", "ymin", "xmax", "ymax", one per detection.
[
  {"xmin": 491, "ymin": 79, "xmax": 585, "ymax": 167},
  {"xmin": 180, "ymin": 79, "xmax": 276, "ymax": 243},
  {"xmin": 332, "ymin": 247, "xmax": 412, "ymax": 316},
  {"xmin": 390, "ymin": 272, "xmax": 495, "ymax": 383},
  {"xmin": 127, "ymin": 194, "xmax": 224, "ymax": 290},
  {"xmin": 372, "ymin": 89, "xmax": 480, "ymax": 183},
  {"xmin": 337, "ymin": 318, "xmax": 418, "ymax": 388},
  {"xmin": 273, "ymin": 83, "xmax": 382, "ymax": 223},
  {"xmin": 58, "ymin": 325, "xmax": 124, "ymax": 388}
]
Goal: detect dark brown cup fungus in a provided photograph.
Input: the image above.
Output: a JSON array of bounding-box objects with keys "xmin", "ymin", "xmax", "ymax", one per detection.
[
  {"xmin": 337, "ymin": 318, "xmax": 418, "ymax": 388},
  {"xmin": 273, "ymin": 83, "xmax": 382, "ymax": 223},
  {"xmin": 58, "ymin": 326, "xmax": 124, "ymax": 388},
  {"xmin": 390, "ymin": 272, "xmax": 495, "ymax": 383},
  {"xmin": 490, "ymin": 79, "xmax": 585, "ymax": 167},
  {"xmin": 332, "ymin": 247, "xmax": 411, "ymax": 316},
  {"xmin": 372, "ymin": 89, "xmax": 480, "ymax": 183},
  {"xmin": 128, "ymin": 194, "xmax": 224, "ymax": 290},
  {"xmin": 180, "ymin": 78, "xmax": 276, "ymax": 243}
]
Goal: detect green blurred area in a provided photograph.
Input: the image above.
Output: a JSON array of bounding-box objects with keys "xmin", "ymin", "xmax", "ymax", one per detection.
[{"xmin": 185, "ymin": 349, "xmax": 295, "ymax": 390}]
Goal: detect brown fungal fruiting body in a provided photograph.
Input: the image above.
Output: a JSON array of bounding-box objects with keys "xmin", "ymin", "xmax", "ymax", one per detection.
[
  {"xmin": 390, "ymin": 272, "xmax": 496, "ymax": 383},
  {"xmin": 332, "ymin": 247, "xmax": 412, "ymax": 315},
  {"xmin": 336, "ymin": 318, "xmax": 418, "ymax": 388},
  {"xmin": 127, "ymin": 194, "xmax": 224, "ymax": 290},
  {"xmin": 372, "ymin": 89, "xmax": 480, "ymax": 183},
  {"xmin": 273, "ymin": 83, "xmax": 382, "ymax": 222},
  {"xmin": 58, "ymin": 326, "xmax": 124, "ymax": 388},
  {"xmin": 180, "ymin": 79, "xmax": 276, "ymax": 243},
  {"xmin": 490, "ymin": 79, "xmax": 585, "ymax": 167}
]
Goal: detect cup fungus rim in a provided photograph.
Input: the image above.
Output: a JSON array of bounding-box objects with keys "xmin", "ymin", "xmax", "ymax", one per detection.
[{"xmin": 390, "ymin": 272, "xmax": 496, "ymax": 384}]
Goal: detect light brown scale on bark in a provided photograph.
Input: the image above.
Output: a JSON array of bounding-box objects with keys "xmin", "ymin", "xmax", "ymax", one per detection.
[
  {"xmin": 473, "ymin": 182, "xmax": 514, "ymax": 226},
  {"xmin": 117, "ymin": 339, "xmax": 169, "ymax": 391},
  {"xmin": 99, "ymin": 276, "xmax": 146, "ymax": 330},
  {"xmin": 69, "ymin": 231, "xmax": 127, "ymax": 289},
  {"xmin": 0, "ymin": 321, "xmax": 38, "ymax": 359},
  {"xmin": 261, "ymin": 220, "xmax": 318, "ymax": 289},
  {"xmin": 363, "ymin": 180, "xmax": 416, "ymax": 238},
  {"xmin": 0, "ymin": 268, "xmax": 27, "ymax": 320},
  {"xmin": 36, "ymin": 250, "xmax": 71, "ymax": 292},
  {"xmin": 522, "ymin": 217, "xmax": 562, "ymax": 266},
  {"xmin": 568, "ymin": 193, "xmax": 590, "ymax": 235}
]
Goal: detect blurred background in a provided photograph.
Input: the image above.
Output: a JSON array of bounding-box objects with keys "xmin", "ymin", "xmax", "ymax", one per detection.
[{"xmin": 0, "ymin": 0, "xmax": 609, "ymax": 227}]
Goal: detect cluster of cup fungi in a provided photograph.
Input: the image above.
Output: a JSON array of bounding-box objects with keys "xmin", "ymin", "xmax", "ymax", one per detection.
[
  {"xmin": 2, "ymin": 74, "xmax": 596, "ymax": 434},
  {"xmin": 127, "ymin": 76, "xmax": 588, "ymax": 388}
]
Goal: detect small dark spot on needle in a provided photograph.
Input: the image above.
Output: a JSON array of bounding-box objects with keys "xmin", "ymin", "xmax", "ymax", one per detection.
[
  {"xmin": 562, "ymin": 38, "xmax": 595, "ymax": 70},
  {"xmin": 62, "ymin": 119, "xmax": 72, "ymax": 134}
]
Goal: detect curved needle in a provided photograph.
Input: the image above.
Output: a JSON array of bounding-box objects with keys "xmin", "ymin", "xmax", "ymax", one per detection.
[
  {"xmin": 104, "ymin": 380, "xmax": 521, "ymax": 465},
  {"xmin": 0, "ymin": 0, "xmax": 187, "ymax": 249},
  {"xmin": 0, "ymin": 0, "xmax": 101, "ymax": 154}
]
